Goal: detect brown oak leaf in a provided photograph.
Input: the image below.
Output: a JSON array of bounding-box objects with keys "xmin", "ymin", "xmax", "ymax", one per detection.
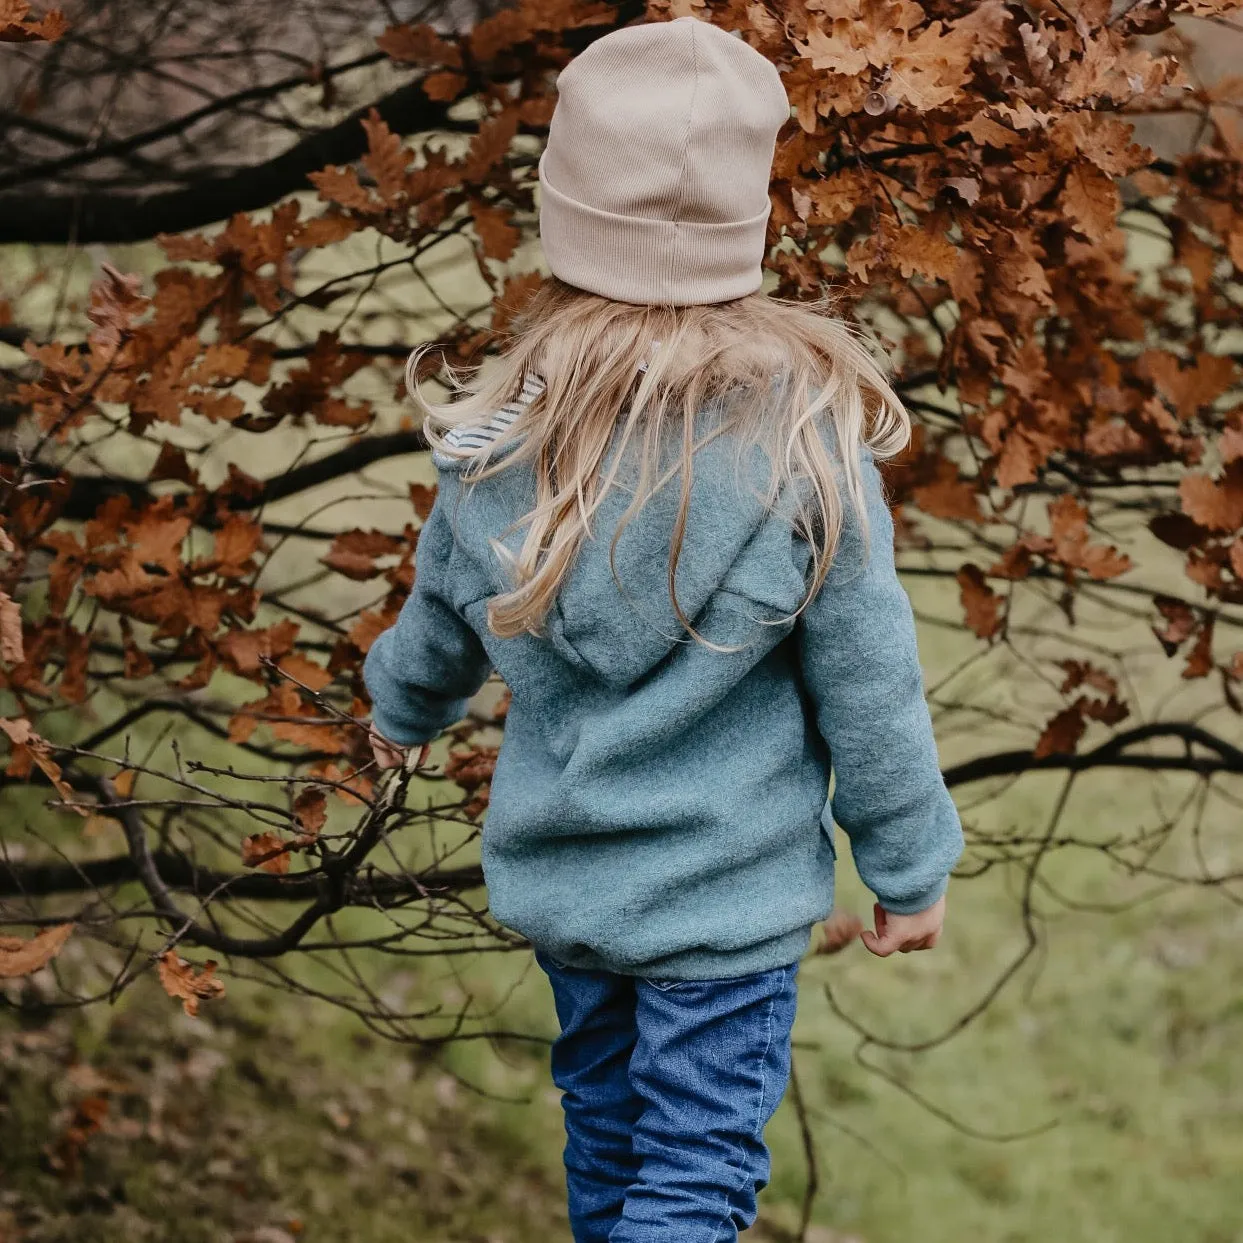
[
  {"xmin": 1180, "ymin": 462, "xmax": 1243, "ymax": 533},
  {"xmin": 0, "ymin": 590, "xmax": 23, "ymax": 664},
  {"xmin": 1034, "ymin": 703, "xmax": 1087, "ymax": 759},
  {"xmin": 157, "ymin": 951, "xmax": 225, "ymax": 1017},
  {"xmin": 241, "ymin": 831, "xmax": 291, "ymax": 875},
  {"xmin": 0, "ymin": 922, "xmax": 74, "ymax": 978},
  {"xmin": 292, "ymin": 788, "xmax": 328, "ymax": 843},
  {"xmin": 957, "ymin": 564, "xmax": 1004, "ymax": 640}
]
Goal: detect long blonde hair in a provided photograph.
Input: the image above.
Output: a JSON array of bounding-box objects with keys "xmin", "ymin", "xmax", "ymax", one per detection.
[{"xmin": 408, "ymin": 278, "xmax": 910, "ymax": 640}]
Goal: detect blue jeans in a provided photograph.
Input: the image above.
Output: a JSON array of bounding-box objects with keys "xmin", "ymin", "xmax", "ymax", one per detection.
[{"xmin": 536, "ymin": 950, "xmax": 800, "ymax": 1243}]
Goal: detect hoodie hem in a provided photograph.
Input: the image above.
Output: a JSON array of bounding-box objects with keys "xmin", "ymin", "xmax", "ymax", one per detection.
[{"xmin": 529, "ymin": 923, "xmax": 815, "ymax": 982}]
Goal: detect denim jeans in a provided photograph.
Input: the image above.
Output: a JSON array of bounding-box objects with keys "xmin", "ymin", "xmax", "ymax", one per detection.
[{"xmin": 535, "ymin": 950, "xmax": 800, "ymax": 1243}]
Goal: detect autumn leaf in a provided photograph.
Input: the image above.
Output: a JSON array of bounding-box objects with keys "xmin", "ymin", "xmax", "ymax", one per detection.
[
  {"xmin": 321, "ymin": 529, "xmax": 403, "ymax": 581},
  {"xmin": 1034, "ymin": 703, "xmax": 1087, "ymax": 758},
  {"xmin": 423, "ymin": 71, "xmax": 467, "ymax": 102},
  {"xmin": 1181, "ymin": 614, "xmax": 1216, "ymax": 680},
  {"xmin": 1142, "ymin": 351, "xmax": 1236, "ymax": 419},
  {"xmin": 192, "ymin": 342, "xmax": 249, "ymax": 385},
  {"xmin": 492, "ymin": 272, "xmax": 543, "ymax": 334},
  {"xmin": 293, "ymin": 787, "xmax": 328, "ymax": 843},
  {"xmin": 1221, "ymin": 426, "xmax": 1243, "ymax": 465},
  {"xmin": 471, "ymin": 201, "xmax": 521, "ymax": 263},
  {"xmin": 157, "ymin": 951, "xmax": 225, "ymax": 1017},
  {"xmin": 241, "ymin": 831, "xmax": 291, "ymax": 874},
  {"xmin": 409, "ymin": 483, "xmax": 437, "ymax": 520},
  {"xmin": 0, "ymin": 922, "xmax": 74, "ymax": 978},
  {"xmin": 361, "ymin": 110, "xmax": 410, "ymax": 206},
  {"xmin": 210, "ymin": 514, "xmax": 263, "ymax": 577},
  {"xmin": 1058, "ymin": 660, "xmax": 1118, "ymax": 697},
  {"xmin": 1180, "ymin": 462, "xmax": 1243, "ymax": 533},
  {"xmin": 277, "ymin": 652, "xmax": 334, "ymax": 693},
  {"xmin": 293, "ymin": 213, "xmax": 357, "ymax": 250},
  {"xmin": 0, "ymin": 0, "xmax": 67, "ymax": 42},
  {"xmin": 887, "ymin": 19, "xmax": 976, "ymax": 111},
  {"xmin": 309, "ymin": 164, "xmax": 374, "ymax": 214},
  {"xmin": 1061, "ymin": 162, "xmax": 1119, "ymax": 243},
  {"xmin": 468, "ymin": 6, "xmax": 532, "ymax": 61},
  {"xmin": 444, "ymin": 745, "xmax": 498, "ymax": 791},
  {"xmin": 0, "ymin": 717, "xmax": 83, "ymax": 814},
  {"xmin": 944, "ymin": 177, "xmax": 981, "ymax": 206},
  {"xmin": 129, "ymin": 502, "xmax": 192, "ymax": 572},
  {"xmin": 1025, "ymin": 495, "xmax": 1131, "ymax": 580},
  {"xmin": 889, "ymin": 226, "xmax": 959, "ymax": 282},
  {"xmin": 910, "ymin": 455, "xmax": 985, "ymax": 521},
  {"xmin": 957, "ymin": 564, "xmax": 1004, "ymax": 640},
  {"xmin": 463, "ymin": 110, "xmax": 519, "ymax": 181},
  {"xmin": 1153, "ymin": 596, "xmax": 1197, "ymax": 656},
  {"xmin": 375, "ymin": 22, "xmax": 462, "ymax": 67},
  {"xmin": 348, "ymin": 608, "xmax": 395, "ymax": 654},
  {"xmin": 218, "ymin": 619, "xmax": 300, "ymax": 676},
  {"xmin": 0, "ymin": 590, "xmax": 23, "ymax": 664},
  {"xmin": 86, "ymin": 263, "xmax": 148, "ymax": 354}
]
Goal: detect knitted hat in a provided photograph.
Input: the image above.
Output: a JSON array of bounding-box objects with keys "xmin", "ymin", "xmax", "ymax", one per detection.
[{"xmin": 537, "ymin": 18, "xmax": 789, "ymax": 306}]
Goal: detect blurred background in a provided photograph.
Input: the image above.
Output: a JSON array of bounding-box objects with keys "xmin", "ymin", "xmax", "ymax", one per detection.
[{"xmin": 1, "ymin": 2, "xmax": 1241, "ymax": 1241}]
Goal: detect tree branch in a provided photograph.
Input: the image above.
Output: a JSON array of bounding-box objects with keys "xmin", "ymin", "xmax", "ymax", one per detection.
[
  {"xmin": 0, "ymin": 81, "xmax": 455, "ymax": 244},
  {"xmin": 0, "ymin": 849, "xmax": 483, "ymax": 902},
  {"xmin": 2, "ymin": 428, "xmax": 429, "ymax": 525},
  {"xmin": 943, "ymin": 723, "xmax": 1243, "ymax": 787}
]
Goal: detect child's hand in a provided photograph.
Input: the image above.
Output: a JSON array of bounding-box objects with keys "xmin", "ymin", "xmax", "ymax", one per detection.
[
  {"xmin": 369, "ymin": 726, "xmax": 408, "ymax": 770},
  {"xmin": 860, "ymin": 895, "xmax": 945, "ymax": 957}
]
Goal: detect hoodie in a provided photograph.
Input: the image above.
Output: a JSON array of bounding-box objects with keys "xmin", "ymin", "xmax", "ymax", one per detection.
[{"xmin": 363, "ymin": 391, "xmax": 964, "ymax": 980}]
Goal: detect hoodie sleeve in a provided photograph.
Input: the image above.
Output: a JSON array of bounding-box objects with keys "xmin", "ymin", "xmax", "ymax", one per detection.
[
  {"xmin": 362, "ymin": 478, "xmax": 493, "ymax": 746},
  {"xmin": 796, "ymin": 452, "xmax": 964, "ymax": 915}
]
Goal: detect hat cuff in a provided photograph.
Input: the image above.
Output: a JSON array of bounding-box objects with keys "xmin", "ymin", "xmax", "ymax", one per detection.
[{"xmin": 538, "ymin": 159, "xmax": 770, "ymax": 307}]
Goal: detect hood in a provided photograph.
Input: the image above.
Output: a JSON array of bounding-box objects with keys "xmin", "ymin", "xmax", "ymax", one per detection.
[{"xmin": 437, "ymin": 423, "xmax": 809, "ymax": 689}]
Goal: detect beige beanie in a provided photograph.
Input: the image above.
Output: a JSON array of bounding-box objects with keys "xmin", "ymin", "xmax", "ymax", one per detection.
[{"xmin": 538, "ymin": 17, "xmax": 789, "ymax": 306}]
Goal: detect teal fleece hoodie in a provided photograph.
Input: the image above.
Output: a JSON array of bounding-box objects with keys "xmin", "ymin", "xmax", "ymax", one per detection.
[{"xmin": 363, "ymin": 401, "xmax": 964, "ymax": 980}]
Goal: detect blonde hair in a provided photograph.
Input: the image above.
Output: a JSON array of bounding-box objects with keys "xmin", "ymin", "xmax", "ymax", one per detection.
[{"xmin": 407, "ymin": 278, "xmax": 910, "ymax": 641}]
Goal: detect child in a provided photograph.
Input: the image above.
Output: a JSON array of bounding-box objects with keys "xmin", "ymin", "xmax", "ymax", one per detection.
[{"xmin": 364, "ymin": 17, "xmax": 964, "ymax": 1242}]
